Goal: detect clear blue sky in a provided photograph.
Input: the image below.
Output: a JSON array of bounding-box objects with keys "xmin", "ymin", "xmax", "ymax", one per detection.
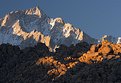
[{"xmin": 0, "ymin": 0, "xmax": 121, "ymax": 38}]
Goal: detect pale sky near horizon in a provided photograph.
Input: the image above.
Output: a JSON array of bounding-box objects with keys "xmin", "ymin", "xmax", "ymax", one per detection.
[{"xmin": 0, "ymin": 0, "xmax": 121, "ymax": 38}]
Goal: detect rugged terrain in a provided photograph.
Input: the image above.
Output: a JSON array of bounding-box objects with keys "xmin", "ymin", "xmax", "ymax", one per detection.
[
  {"xmin": 0, "ymin": 41, "xmax": 121, "ymax": 83},
  {"xmin": 0, "ymin": 6, "xmax": 121, "ymax": 83},
  {"xmin": 0, "ymin": 6, "xmax": 97, "ymax": 52}
]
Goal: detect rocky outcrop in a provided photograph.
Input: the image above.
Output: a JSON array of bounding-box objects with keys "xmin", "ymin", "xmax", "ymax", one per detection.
[
  {"xmin": 1, "ymin": 41, "xmax": 121, "ymax": 83},
  {"xmin": 79, "ymin": 40, "xmax": 121, "ymax": 64},
  {"xmin": 0, "ymin": 42, "xmax": 89, "ymax": 83}
]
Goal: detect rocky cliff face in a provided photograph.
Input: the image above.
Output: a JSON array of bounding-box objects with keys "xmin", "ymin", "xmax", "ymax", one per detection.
[{"xmin": 0, "ymin": 6, "xmax": 97, "ymax": 51}]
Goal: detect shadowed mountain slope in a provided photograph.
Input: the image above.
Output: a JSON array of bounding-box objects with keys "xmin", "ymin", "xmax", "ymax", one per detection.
[{"xmin": 0, "ymin": 41, "xmax": 121, "ymax": 83}]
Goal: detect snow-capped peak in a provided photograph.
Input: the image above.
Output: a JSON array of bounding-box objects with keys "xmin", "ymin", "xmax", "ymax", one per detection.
[
  {"xmin": 0, "ymin": 6, "xmax": 97, "ymax": 51},
  {"xmin": 49, "ymin": 17, "xmax": 64, "ymax": 29},
  {"xmin": 117, "ymin": 37, "xmax": 121, "ymax": 44},
  {"xmin": 25, "ymin": 6, "xmax": 42, "ymax": 17},
  {"xmin": 63, "ymin": 23, "xmax": 74, "ymax": 38}
]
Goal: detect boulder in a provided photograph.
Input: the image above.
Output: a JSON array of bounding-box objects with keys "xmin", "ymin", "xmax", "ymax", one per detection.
[
  {"xmin": 90, "ymin": 44, "xmax": 98, "ymax": 52},
  {"xmin": 98, "ymin": 45, "xmax": 113, "ymax": 55}
]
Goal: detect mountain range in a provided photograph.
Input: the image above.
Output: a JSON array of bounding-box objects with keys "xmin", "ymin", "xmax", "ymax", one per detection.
[
  {"xmin": 0, "ymin": 6, "xmax": 98, "ymax": 51},
  {"xmin": 0, "ymin": 6, "xmax": 120, "ymax": 51},
  {"xmin": 0, "ymin": 6, "xmax": 121, "ymax": 83}
]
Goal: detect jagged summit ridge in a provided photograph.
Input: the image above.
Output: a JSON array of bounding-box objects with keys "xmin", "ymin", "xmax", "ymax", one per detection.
[
  {"xmin": 25, "ymin": 6, "xmax": 42, "ymax": 17},
  {"xmin": 0, "ymin": 6, "xmax": 47, "ymax": 27},
  {"xmin": 0, "ymin": 6, "xmax": 97, "ymax": 51}
]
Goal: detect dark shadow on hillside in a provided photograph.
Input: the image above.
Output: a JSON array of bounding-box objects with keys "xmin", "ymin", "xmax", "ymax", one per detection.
[
  {"xmin": 0, "ymin": 42, "xmax": 121, "ymax": 83},
  {"xmin": 0, "ymin": 42, "xmax": 90, "ymax": 83},
  {"xmin": 0, "ymin": 43, "xmax": 50, "ymax": 83}
]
